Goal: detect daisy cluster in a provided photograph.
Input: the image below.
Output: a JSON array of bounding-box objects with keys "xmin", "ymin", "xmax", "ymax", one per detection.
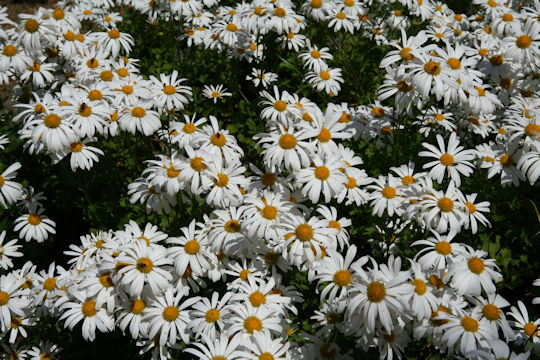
[{"xmin": 0, "ymin": 0, "xmax": 538, "ymax": 359}]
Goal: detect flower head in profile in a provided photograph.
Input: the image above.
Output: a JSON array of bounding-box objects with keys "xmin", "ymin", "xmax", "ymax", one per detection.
[{"xmin": 202, "ymin": 84, "xmax": 232, "ymax": 103}]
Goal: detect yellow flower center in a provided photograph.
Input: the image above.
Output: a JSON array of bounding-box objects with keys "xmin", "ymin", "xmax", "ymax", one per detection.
[
  {"xmin": 371, "ymin": 107, "xmax": 385, "ymax": 118},
  {"xmin": 468, "ymin": 257, "xmax": 485, "ymax": 274},
  {"xmin": 500, "ymin": 154, "xmax": 514, "ymax": 167},
  {"xmin": 86, "ymin": 58, "xmax": 99, "ymax": 69},
  {"xmin": 25, "ymin": 19, "xmax": 39, "ymax": 32},
  {"xmin": 516, "ymin": 35, "xmax": 532, "ymax": 49},
  {"xmin": 295, "ymin": 224, "xmax": 314, "ymax": 242},
  {"xmin": 424, "ymin": 61, "xmax": 441, "ymax": 75},
  {"xmin": 183, "ymin": 123, "xmax": 196, "ymax": 134},
  {"xmin": 99, "ymin": 273, "xmax": 113, "ymax": 288},
  {"xmin": 210, "ymin": 133, "xmax": 227, "ymax": 147},
  {"xmin": 336, "ymin": 12, "xmax": 346, "ymax": 20},
  {"xmin": 239, "ymin": 269, "xmax": 251, "ymax": 281},
  {"xmin": 163, "ymin": 85, "xmax": 176, "ymax": 95},
  {"xmin": 226, "ymin": 23, "xmax": 238, "ymax": 32},
  {"xmin": 260, "ymin": 172, "xmax": 276, "ymax": 187},
  {"xmin": 0, "ymin": 291, "xmax": 9, "ymax": 305},
  {"xmin": 525, "ymin": 123, "xmax": 540, "ymax": 138},
  {"xmin": 478, "ymin": 48, "xmax": 489, "ymax": 57},
  {"xmin": 502, "ymin": 13, "xmax": 513, "ymax": 21},
  {"xmin": 224, "ymin": 220, "xmax": 240, "ymax": 233},
  {"xmin": 184, "ymin": 240, "xmax": 200, "ymax": 255},
  {"xmin": 2, "ymin": 44, "xmax": 17, "ymax": 57},
  {"xmin": 44, "ymin": 114, "xmax": 61, "ymax": 128},
  {"xmin": 244, "ymin": 316, "xmax": 263, "ymax": 333},
  {"xmin": 310, "ymin": 0, "xmax": 322, "ymax": 8},
  {"xmin": 131, "ymin": 107, "xmax": 146, "ymax": 118},
  {"xmin": 28, "ymin": 213, "xmax": 42, "ymax": 225},
  {"xmin": 438, "ymin": 197, "xmax": 454, "ymax": 212},
  {"xmin": 440, "ymin": 153, "xmax": 454, "ymax": 166},
  {"xmin": 328, "ymin": 220, "xmax": 341, "ymax": 230},
  {"xmin": 400, "ymin": 47, "xmax": 414, "ymax": 61},
  {"xmin": 87, "ymin": 90, "xmax": 102, "ymax": 101},
  {"xmin": 413, "ymin": 279, "xmax": 427, "ymax": 295},
  {"xmin": 273, "ymin": 100, "xmax": 287, "ymax": 112},
  {"xmin": 446, "ymin": 57, "xmax": 461, "ymax": 69},
  {"xmin": 382, "ymin": 186, "xmax": 396, "ymax": 199},
  {"xmin": 0, "ymin": 176, "xmax": 3, "ymax": 187},
  {"xmin": 100, "ymin": 70, "xmax": 114, "ymax": 81},
  {"xmin": 162, "ymin": 306, "xmax": 179, "ymax": 322},
  {"xmin": 333, "ymin": 270, "xmax": 352, "ymax": 287},
  {"xmin": 401, "ymin": 175, "xmax": 415, "ymax": 186},
  {"xmin": 108, "ymin": 29, "xmax": 120, "ymax": 39},
  {"xmin": 319, "ymin": 71, "xmax": 331, "ymax": 80},
  {"xmin": 314, "ymin": 166, "xmax": 330, "ymax": 180},
  {"xmin": 461, "ymin": 316, "xmax": 479, "ymax": 332},
  {"xmin": 136, "ymin": 257, "xmax": 154, "ymax": 273},
  {"xmin": 43, "ymin": 277, "xmax": 56, "ymax": 291},
  {"xmin": 261, "ymin": 205, "xmax": 277, "ymax": 220},
  {"xmin": 482, "ymin": 304, "xmax": 500, "ymax": 320},
  {"xmin": 82, "ymin": 299, "xmax": 97, "ymax": 317},
  {"xmin": 524, "ymin": 322, "xmax": 539, "ymax": 337},
  {"xmin": 475, "ymin": 87, "xmax": 486, "ymax": 97},
  {"xmin": 69, "ymin": 142, "xmax": 83, "ymax": 153},
  {"xmin": 117, "ymin": 68, "xmax": 128, "ymax": 77},
  {"xmin": 190, "ymin": 157, "xmax": 206, "ymax": 172},
  {"xmin": 367, "ymin": 281, "xmax": 386, "ymax": 302},
  {"xmin": 338, "ymin": 113, "xmax": 351, "ymax": 123},
  {"xmin": 121, "ymin": 85, "xmax": 133, "ymax": 94},
  {"xmin": 465, "ymin": 202, "xmax": 476, "ymax": 214},
  {"xmin": 52, "ymin": 8, "xmax": 65, "ymax": 20},
  {"xmin": 345, "ymin": 177, "xmax": 356, "ymax": 189},
  {"xmin": 274, "ymin": 8, "xmax": 286, "ymax": 17},
  {"xmin": 259, "ymin": 353, "xmax": 274, "ymax": 360},
  {"xmin": 166, "ymin": 166, "xmax": 180, "ymax": 178},
  {"xmin": 205, "ymin": 308, "xmax": 220, "ymax": 322},
  {"xmin": 131, "ymin": 299, "xmax": 145, "ymax": 314},
  {"xmin": 435, "ymin": 241, "xmax": 452, "ymax": 255},
  {"xmin": 279, "ymin": 134, "xmax": 297, "ymax": 149},
  {"xmin": 249, "ymin": 291, "xmax": 267, "ymax": 307}
]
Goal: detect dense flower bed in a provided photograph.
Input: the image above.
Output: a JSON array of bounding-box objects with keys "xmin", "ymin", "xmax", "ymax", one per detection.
[{"xmin": 0, "ymin": 0, "xmax": 539, "ymax": 359}]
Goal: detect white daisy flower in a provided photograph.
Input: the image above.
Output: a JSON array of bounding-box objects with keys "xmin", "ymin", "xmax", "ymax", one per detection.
[
  {"xmin": 188, "ymin": 291, "xmax": 232, "ymax": 341},
  {"xmin": 507, "ymin": 300, "xmax": 540, "ymax": 353},
  {"xmin": 184, "ymin": 333, "xmax": 243, "ymax": 360},
  {"xmin": 419, "ymin": 132, "xmax": 476, "ymax": 186},
  {"xmin": 447, "ymin": 247, "xmax": 502, "ymax": 296},
  {"xmin": 0, "ymin": 162, "xmax": 23, "ymax": 209},
  {"xmin": 59, "ymin": 291, "xmax": 114, "ymax": 342},
  {"xmin": 0, "ymin": 231, "xmax": 22, "ymax": 270},
  {"xmin": 144, "ymin": 286, "xmax": 199, "ymax": 346},
  {"xmin": 115, "ymin": 240, "xmax": 173, "ymax": 296},
  {"xmin": 295, "ymin": 155, "xmax": 346, "ymax": 203},
  {"xmin": 202, "ymin": 84, "xmax": 232, "ymax": 103},
  {"xmin": 13, "ymin": 207, "xmax": 56, "ymax": 243},
  {"xmin": 166, "ymin": 219, "xmax": 213, "ymax": 278}
]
